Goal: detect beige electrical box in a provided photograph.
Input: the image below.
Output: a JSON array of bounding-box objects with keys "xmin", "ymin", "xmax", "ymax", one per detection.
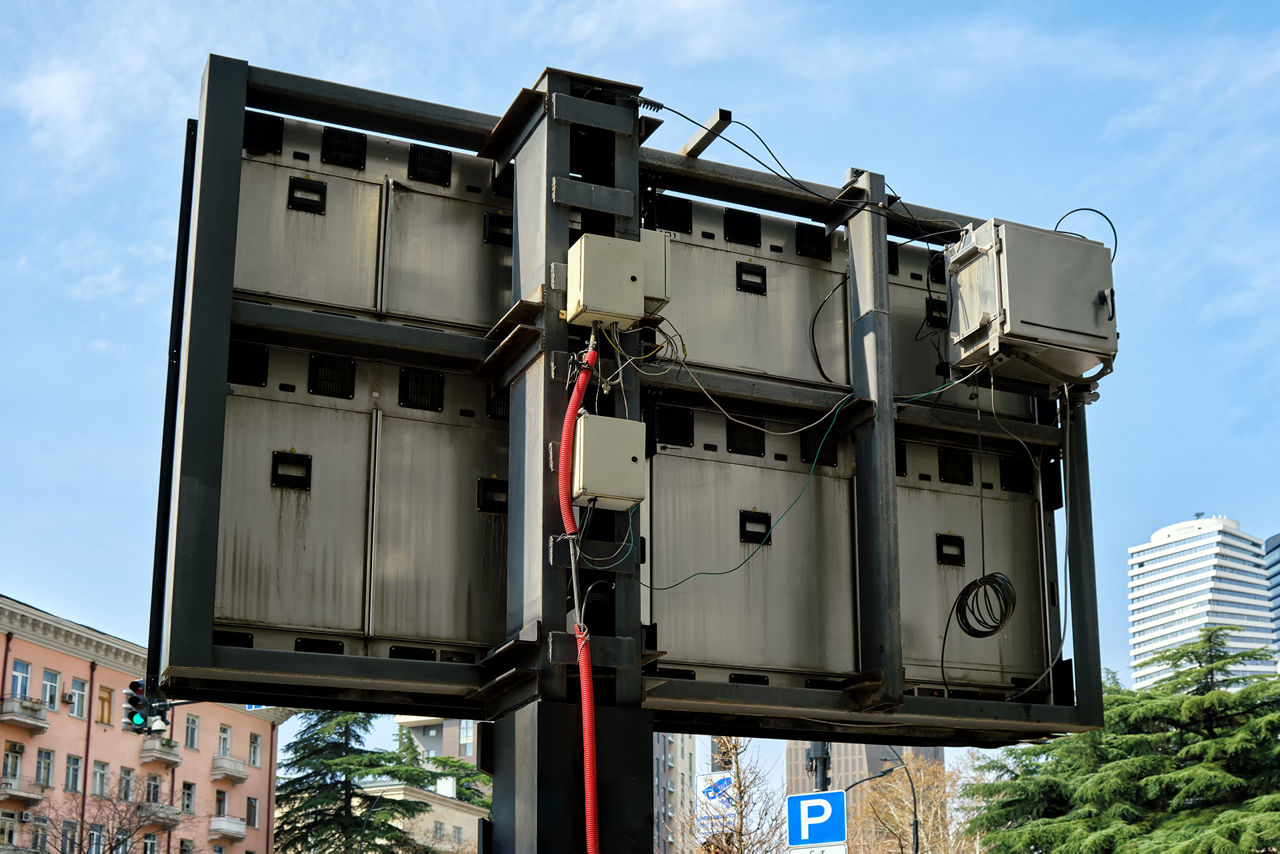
[
  {"xmin": 641, "ymin": 228, "xmax": 670, "ymax": 316},
  {"xmin": 567, "ymin": 233, "xmax": 645, "ymax": 327},
  {"xmin": 572, "ymin": 414, "xmax": 646, "ymax": 510}
]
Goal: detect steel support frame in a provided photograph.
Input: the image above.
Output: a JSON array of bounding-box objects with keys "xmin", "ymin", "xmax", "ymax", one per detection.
[
  {"xmin": 150, "ymin": 56, "xmax": 1112, "ymax": 853},
  {"xmin": 497, "ymin": 68, "xmax": 652, "ymax": 853}
]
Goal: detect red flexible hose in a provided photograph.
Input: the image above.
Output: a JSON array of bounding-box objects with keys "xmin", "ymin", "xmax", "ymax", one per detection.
[
  {"xmin": 559, "ymin": 348, "xmax": 597, "ymax": 536},
  {"xmin": 576, "ymin": 623, "xmax": 599, "ymax": 854},
  {"xmin": 560, "ymin": 344, "xmax": 600, "ymax": 854}
]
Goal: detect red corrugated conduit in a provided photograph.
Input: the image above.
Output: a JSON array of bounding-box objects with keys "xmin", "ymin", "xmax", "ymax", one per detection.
[{"xmin": 558, "ymin": 343, "xmax": 600, "ymax": 854}]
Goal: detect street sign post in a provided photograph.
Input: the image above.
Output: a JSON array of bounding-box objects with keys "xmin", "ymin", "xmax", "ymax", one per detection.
[
  {"xmin": 787, "ymin": 790, "xmax": 846, "ymax": 848},
  {"xmin": 695, "ymin": 771, "xmax": 737, "ymax": 837}
]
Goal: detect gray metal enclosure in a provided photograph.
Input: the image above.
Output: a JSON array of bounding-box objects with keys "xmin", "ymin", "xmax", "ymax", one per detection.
[{"xmin": 149, "ymin": 55, "xmax": 1110, "ymax": 853}]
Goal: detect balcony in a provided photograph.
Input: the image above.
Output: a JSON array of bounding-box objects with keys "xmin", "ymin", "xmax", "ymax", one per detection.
[
  {"xmin": 209, "ymin": 754, "xmax": 248, "ymax": 783},
  {"xmin": 0, "ymin": 774, "xmax": 48, "ymax": 804},
  {"xmin": 0, "ymin": 697, "xmax": 50, "ymax": 734},
  {"xmin": 208, "ymin": 815, "xmax": 247, "ymax": 841},
  {"xmin": 137, "ymin": 802, "xmax": 182, "ymax": 829},
  {"xmin": 139, "ymin": 736, "xmax": 182, "ymax": 767}
]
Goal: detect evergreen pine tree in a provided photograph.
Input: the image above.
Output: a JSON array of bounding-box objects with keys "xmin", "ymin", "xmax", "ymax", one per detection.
[
  {"xmin": 965, "ymin": 627, "xmax": 1280, "ymax": 853},
  {"xmin": 275, "ymin": 710, "xmax": 441, "ymax": 853}
]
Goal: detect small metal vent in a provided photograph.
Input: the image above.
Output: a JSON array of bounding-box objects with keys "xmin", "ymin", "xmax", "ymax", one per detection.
[
  {"xmin": 271, "ymin": 452, "xmax": 312, "ymax": 490},
  {"xmin": 726, "ymin": 419, "xmax": 765, "ymax": 457},
  {"xmin": 227, "ymin": 341, "xmax": 268, "ymax": 387},
  {"xmin": 242, "ymin": 110, "xmax": 283, "ymax": 155},
  {"xmin": 308, "ymin": 354, "xmax": 356, "ymax": 399},
  {"xmin": 320, "ymin": 127, "xmax": 367, "ymax": 170},
  {"xmin": 938, "ymin": 447, "xmax": 974, "ymax": 486},
  {"xmin": 800, "ymin": 427, "xmax": 837, "ymax": 467},
  {"xmin": 654, "ymin": 194, "xmax": 693, "ymax": 234},
  {"xmin": 294, "ymin": 637, "xmax": 344, "ymax": 655},
  {"xmin": 735, "ymin": 261, "xmax": 767, "ymax": 296},
  {"xmin": 1000, "ymin": 455, "xmax": 1035, "ymax": 494},
  {"xmin": 739, "ymin": 510, "xmax": 773, "ymax": 545},
  {"xmin": 795, "ymin": 222, "xmax": 831, "ymax": 261},
  {"xmin": 408, "ymin": 144, "xmax": 452, "ymax": 186},
  {"xmin": 477, "ymin": 478, "xmax": 509, "ymax": 514},
  {"xmin": 486, "ymin": 383, "xmax": 510, "ymax": 420},
  {"xmin": 484, "ymin": 212, "xmax": 514, "ymax": 247},
  {"xmin": 654, "ymin": 405, "xmax": 695, "ymax": 447},
  {"xmin": 398, "ymin": 367, "xmax": 444, "ymax": 411},
  {"xmin": 491, "ymin": 164, "xmax": 514, "ymax": 198},
  {"xmin": 287, "ymin": 177, "xmax": 326, "ymax": 215},
  {"xmin": 723, "ymin": 208, "xmax": 761, "ymax": 247}
]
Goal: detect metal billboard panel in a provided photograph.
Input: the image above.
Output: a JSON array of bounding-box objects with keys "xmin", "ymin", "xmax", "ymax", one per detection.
[{"xmin": 154, "ymin": 56, "xmax": 1105, "ymax": 746}]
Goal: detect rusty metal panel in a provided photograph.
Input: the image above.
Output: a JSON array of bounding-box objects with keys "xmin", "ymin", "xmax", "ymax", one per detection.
[
  {"xmin": 233, "ymin": 158, "xmax": 381, "ymax": 310},
  {"xmin": 214, "ymin": 394, "xmax": 371, "ymax": 633},
  {"xmin": 372, "ymin": 413, "xmax": 508, "ymax": 645}
]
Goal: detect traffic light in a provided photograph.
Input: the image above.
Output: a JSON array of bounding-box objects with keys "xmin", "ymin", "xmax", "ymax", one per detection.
[
  {"xmin": 123, "ymin": 679, "xmax": 149, "ymax": 733},
  {"xmin": 122, "ymin": 679, "xmax": 172, "ymax": 735}
]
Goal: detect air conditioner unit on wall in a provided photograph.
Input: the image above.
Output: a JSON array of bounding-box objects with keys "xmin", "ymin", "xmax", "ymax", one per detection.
[
  {"xmin": 61, "ymin": 693, "xmax": 74, "ymax": 704},
  {"xmin": 10, "ymin": 743, "xmax": 24, "ymax": 754},
  {"xmin": 20, "ymin": 811, "xmax": 32, "ymax": 823}
]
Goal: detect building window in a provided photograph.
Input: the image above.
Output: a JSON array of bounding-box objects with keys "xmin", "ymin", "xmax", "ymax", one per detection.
[
  {"xmin": 218, "ymin": 724, "xmax": 231, "ymax": 756},
  {"xmin": 96, "ymin": 687, "xmax": 112, "ymax": 726},
  {"xmin": 215, "ymin": 789, "xmax": 227, "ymax": 817},
  {"xmin": 427, "ymin": 749, "xmax": 438, "ymax": 758},
  {"xmin": 70, "ymin": 678, "xmax": 87, "ymax": 719},
  {"xmin": 142, "ymin": 834, "xmax": 158, "ymax": 854},
  {"xmin": 212, "ymin": 848, "xmax": 224, "ymax": 854},
  {"xmin": 87, "ymin": 825, "xmax": 105, "ymax": 854},
  {"xmin": 60, "ymin": 820, "xmax": 77, "ymax": 854},
  {"xmin": 453, "ymin": 826, "xmax": 463, "ymax": 844},
  {"xmin": 2, "ymin": 747, "xmax": 20, "ymax": 779},
  {"xmin": 10, "ymin": 660, "xmax": 31, "ymax": 700},
  {"xmin": 433, "ymin": 821, "xmax": 444, "ymax": 839},
  {"xmin": 248, "ymin": 733, "xmax": 261, "ymax": 767},
  {"xmin": 43, "ymin": 670, "xmax": 60, "ymax": 710},
  {"xmin": 112, "ymin": 828, "xmax": 129, "ymax": 854},
  {"xmin": 32, "ymin": 817, "xmax": 49, "ymax": 851},
  {"xmin": 184, "ymin": 715, "xmax": 199, "ymax": 750},
  {"xmin": 246, "ymin": 796, "xmax": 259, "ymax": 828},
  {"xmin": 35, "ymin": 749, "xmax": 53, "ymax": 786},
  {"xmin": 146, "ymin": 774, "xmax": 162, "ymax": 805},
  {"xmin": 459, "ymin": 720, "xmax": 475, "ymax": 757},
  {"xmin": 65, "ymin": 755, "xmax": 82, "ymax": 792},
  {"xmin": 0, "ymin": 811, "xmax": 14, "ymax": 846},
  {"xmin": 428, "ymin": 727, "xmax": 438, "ymax": 737},
  {"xmin": 119, "ymin": 767, "xmax": 134, "ymax": 802},
  {"xmin": 181, "ymin": 782, "xmax": 195, "ymax": 814},
  {"xmin": 178, "ymin": 842, "xmax": 193, "ymax": 854},
  {"xmin": 92, "ymin": 761, "xmax": 109, "ymax": 797}
]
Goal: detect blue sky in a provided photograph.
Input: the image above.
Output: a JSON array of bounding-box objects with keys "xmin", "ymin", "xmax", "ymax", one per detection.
[{"xmin": 3, "ymin": 0, "xmax": 1280, "ymax": 755}]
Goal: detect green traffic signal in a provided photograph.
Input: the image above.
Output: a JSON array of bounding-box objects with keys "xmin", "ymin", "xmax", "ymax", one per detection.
[{"xmin": 127, "ymin": 709, "xmax": 147, "ymax": 727}]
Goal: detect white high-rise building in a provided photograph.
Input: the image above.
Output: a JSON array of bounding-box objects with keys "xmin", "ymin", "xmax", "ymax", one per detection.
[{"xmin": 1128, "ymin": 516, "xmax": 1272, "ymax": 688}]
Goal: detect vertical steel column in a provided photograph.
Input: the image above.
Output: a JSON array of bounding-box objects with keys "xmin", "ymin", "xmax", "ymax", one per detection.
[
  {"xmin": 495, "ymin": 69, "xmax": 653, "ymax": 853},
  {"xmin": 1065, "ymin": 400, "xmax": 1103, "ymax": 725},
  {"xmin": 161, "ymin": 56, "xmax": 247, "ymax": 673},
  {"xmin": 845, "ymin": 170, "xmax": 904, "ymax": 706}
]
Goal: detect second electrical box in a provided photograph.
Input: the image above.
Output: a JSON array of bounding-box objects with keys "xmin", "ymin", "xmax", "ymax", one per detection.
[
  {"xmin": 567, "ymin": 233, "xmax": 645, "ymax": 327},
  {"xmin": 572, "ymin": 414, "xmax": 646, "ymax": 510},
  {"xmin": 946, "ymin": 218, "xmax": 1116, "ymax": 384}
]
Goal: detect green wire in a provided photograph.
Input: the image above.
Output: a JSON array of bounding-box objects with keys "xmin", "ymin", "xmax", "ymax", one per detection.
[{"xmin": 642, "ymin": 396, "xmax": 853, "ymax": 592}]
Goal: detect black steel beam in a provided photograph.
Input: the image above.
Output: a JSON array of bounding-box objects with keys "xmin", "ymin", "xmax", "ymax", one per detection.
[
  {"xmin": 230, "ymin": 299, "xmax": 491, "ymax": 368},
  {"xmin": 245, "ymin": 62, "xmax": 497, "ymax": 151}
]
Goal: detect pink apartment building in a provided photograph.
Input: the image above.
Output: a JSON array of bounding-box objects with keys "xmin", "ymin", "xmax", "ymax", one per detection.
[{"xmin": 1, "ymin": 596, "xmax": 290, "ymax": 853}]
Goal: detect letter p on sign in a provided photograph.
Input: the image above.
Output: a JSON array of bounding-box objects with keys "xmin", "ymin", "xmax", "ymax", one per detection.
[{"xmin": 786, "ymin": 791, "xmax": 846, "ymax": 846}]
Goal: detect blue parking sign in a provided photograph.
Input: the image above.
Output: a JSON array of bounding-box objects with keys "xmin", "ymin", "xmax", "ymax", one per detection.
[{"xmin": 787, "ymin": 791, "xmax": 846, "ymax": 846}]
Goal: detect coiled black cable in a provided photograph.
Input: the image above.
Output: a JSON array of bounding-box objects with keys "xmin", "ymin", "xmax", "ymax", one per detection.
[{"xmin": 940, "ymin": 572, "xmax": 1017, "ymax": 697}]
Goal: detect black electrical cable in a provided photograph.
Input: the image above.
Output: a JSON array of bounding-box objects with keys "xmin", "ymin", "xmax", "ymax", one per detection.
[
  {"xmin": 808, "ymin": 273, "xmax": 848, "ymax": 384},
  {"xmin": 1054, "ymin": 207, "xmax": 1118, "ymax": 262},
  {"xmin": 939, "ymin": 396, "xmax": 1017, "ymax": 697}
]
